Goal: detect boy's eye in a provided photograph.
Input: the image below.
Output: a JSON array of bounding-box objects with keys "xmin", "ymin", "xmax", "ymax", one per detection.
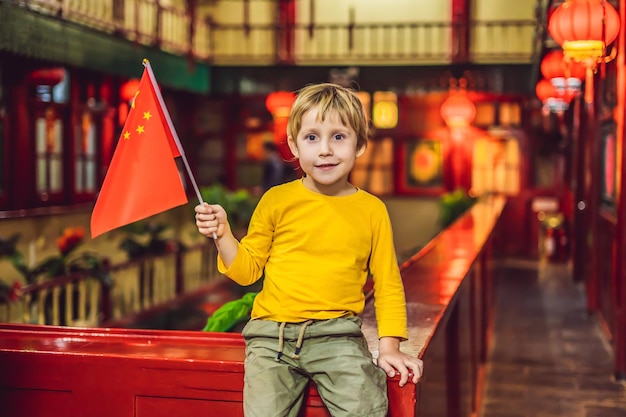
[
  {"xmin": 333, "ymin": 134, "xmax": 344, "ymax": 140},
  {"xmin": 304, "ymin": 134, "xmax": 316, "ymax": 141}
]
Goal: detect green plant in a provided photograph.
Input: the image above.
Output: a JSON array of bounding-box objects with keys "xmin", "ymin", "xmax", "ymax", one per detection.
[
  {"xmin": 200, "ymin": 184, "xmax": 258, "ymax": 231},
  {"xmin": 439, "ymin": 188, "xmax": 476, "ymax": 228},
  {"xmin": 119, "ymin": 221, "xmax": 183, "ymax": 260},
  {"xmin": 202, "ymin": 292, "xmax": 257, "ymax": 332},
  {"xmin": 0, "ymin": 229, "xmax": 113, "ymax": 289}
]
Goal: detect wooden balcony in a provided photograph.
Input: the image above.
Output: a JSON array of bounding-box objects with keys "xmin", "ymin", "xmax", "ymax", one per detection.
[{"xmin": 1, "ymin": 0, "xmax": 539, "ymax": 66}]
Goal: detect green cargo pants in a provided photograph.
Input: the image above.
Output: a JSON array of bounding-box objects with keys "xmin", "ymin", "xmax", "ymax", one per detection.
[{"xmin": 241, "ymin": 317, "xmax": 388, "ymax": 417}]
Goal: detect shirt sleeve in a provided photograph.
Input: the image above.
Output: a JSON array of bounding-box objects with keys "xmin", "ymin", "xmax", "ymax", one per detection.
[
  {"xmin": 369, "ymin": 205, "xmax": 409, "ymax": 340},
  {"xmin": 217, "ymin": 193, "xmax": 275, "ymax": 286}
]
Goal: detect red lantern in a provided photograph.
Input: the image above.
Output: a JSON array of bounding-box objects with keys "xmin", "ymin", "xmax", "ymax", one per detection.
[
  {"xmin": 540, "ymin": 49, "xmax": 586, "ymax": 81},
  {"xmin": 265, "ymin": 91, "xmax": 296, "ymax": 118},
  {"xmin": 440, "ymin": 94, "xmax": 476, "ymax": 128},
  {"xmin": 541, "ymin": 49, "xmax": 586, "ymax": 100},
  {"xmin": 535, "ymin": 79, "xmax": 558, "ymax": 103},
  {"xmin": 266, "ymin": 91, "xmax": 296, "ymax": 159},
  {"xmin": 547, "ymin": 0, "xmax": 621, "ymax": 103},
  {"xmin": 536, "ymin": 79, "xmax": 568, "ymax": 115},
  {"xmin": 26, "ymin": 68, "xmax": 65, "ymax": 86},
  {"xmin": 548, "ymin": 0, "xmax": 620, "ymax": 49},
  {"xmin": 120, "ymin": 78, "xmax": 141, "ymax": 102}
]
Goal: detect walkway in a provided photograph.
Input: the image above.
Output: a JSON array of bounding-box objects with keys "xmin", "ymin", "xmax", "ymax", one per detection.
[{"xmin": 479, "ymin": 259, "xmax": 626, "ymax": 417}]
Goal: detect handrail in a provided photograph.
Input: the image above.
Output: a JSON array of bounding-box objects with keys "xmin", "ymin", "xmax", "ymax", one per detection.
[
  {"xmin": 2, "ymin": 0, "xmax": 538, "ymax": 65},
  {"xmin": 0, "ymin": 241, "xmax": 219, "ymax": 326},
  {"xmin": 0, "ymin": 195, "xmax": 507, "ymax": 417}
]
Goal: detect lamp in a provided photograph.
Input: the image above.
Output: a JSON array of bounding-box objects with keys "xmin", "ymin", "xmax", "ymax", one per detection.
[
  {"xmin": 26, "ymin": 68, "xmax": 66, "ymax": 86},
  {"xmin": 120, "ymin": 79, "xmax": 141, "ymax": 102},
  {"xmin": 536, "ymin": 78, "xmax": 568, "ymax": 115},
  {"xmin": 540, "ymin": 49, "xmax": 585, "ymax": 101},
  {"xmin": 440, "ymin": 78, "xmax": 476, "ymax": 191},
  {"xmin": 265, "ymin": 91, "xmax": 296, "ymax": 119},
  {"xmin": 372, "ymin": 91, "xmax": 398, "ymax": 129},
  {"xmin": 548, "ymin": 0, "xmax": 621, "ymax": 104},
  {"xmin": 265, "ymin": 91, "xmax": 296, "ymax": 157},
  {"xmin": 440, "ymin": 79, "xmax": 476, "ymax": 128}
]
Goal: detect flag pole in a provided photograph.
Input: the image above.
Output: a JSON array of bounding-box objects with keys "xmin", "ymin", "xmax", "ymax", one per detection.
[
  {"xmin": 143, "ymin": 59, "xmax": 217, "ymax": 239},
  {"xmin": 143, "ymin": 59, "xmax": 203, "ymax": 204}
]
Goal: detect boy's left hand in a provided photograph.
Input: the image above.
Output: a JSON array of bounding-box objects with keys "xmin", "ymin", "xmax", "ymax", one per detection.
[{"xmin": 377, "ymin": 337, "xmax": 424, "ymax": 387}]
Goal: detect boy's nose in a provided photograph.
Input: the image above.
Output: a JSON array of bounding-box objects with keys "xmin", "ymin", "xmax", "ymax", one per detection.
[{"xmin": 318, "ymin": 139, "xmax": 333, "ymax": 155}]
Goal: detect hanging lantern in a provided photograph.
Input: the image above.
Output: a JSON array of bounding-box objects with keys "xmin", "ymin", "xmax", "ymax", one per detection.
[
  {"xmin": 440, "ymin": 93, "xmax": 476, "ymax": 128},
  {"xmin": 120, "ymin": 78, "xmax": 141, "ymax": 102},
  {"xmin": 536, "ymin": 79, "xmax": 568, "ymax": 115},
  {"xmin": 535, "ymin": 79, "xmax": 557, "ymax": 103},
  {"xmin": 547, "ymin": 0, "xmax": 621, "ymax": 104},
  {"xmin": 540, "ymin": 49, "xmax": 585, "ymax": 99},
  {"xmin": 265, "ymin": 91, "xmax": 296, "ymax": 118},
  {"xmin": 266, "ymin": 91, "xmax": 296, "ymax": 158},
  {"xmin": 26, "ymin": 68, "xmax": 66, "ymax": 86}
]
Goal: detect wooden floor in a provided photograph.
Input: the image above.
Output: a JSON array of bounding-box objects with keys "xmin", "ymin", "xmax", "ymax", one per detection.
[{"xmin": 479, "ymin": 259, "xmax": 626, "ymax": 417}]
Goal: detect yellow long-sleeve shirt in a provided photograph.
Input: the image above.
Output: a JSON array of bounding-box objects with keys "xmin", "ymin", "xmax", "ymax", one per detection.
[{"xmin": 218, "ymin": 179, "xmax": 408, "ymax": 340}]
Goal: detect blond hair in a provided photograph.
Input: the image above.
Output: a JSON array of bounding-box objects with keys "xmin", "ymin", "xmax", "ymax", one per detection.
[{"xmin": 287, "ymin": 83, "xmax": 368, "ymax": 151}]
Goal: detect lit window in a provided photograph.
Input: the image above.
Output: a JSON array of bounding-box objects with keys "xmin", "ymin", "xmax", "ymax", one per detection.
[
  {"xmin": 471, "ymin": 136, "xmax": 520, "ymax": 196},
  {"xmin": 75, "ymin": 111, "xmax": 97, "ymax": 193},
  {"xmin": 35, "ymin": 107, "xmax": 64, "ymax": 199},
  {"xmin": 352, "ymin": 137, "xmax": 394, "ymax": 195},
  {"xmin": 372, "ymin": 92, "xmax": 398, "ymax": 129}
]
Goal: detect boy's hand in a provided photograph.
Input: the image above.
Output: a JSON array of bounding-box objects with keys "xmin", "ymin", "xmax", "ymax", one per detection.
[
  {"xmin": 195, "ymin": 203, "xmax": 239, "ymax": 267},
  {"xmin": 377, "ymin": 337, "xmax": 424, "ymax": 387},
  {"xmin": 195, "ymin": 203, "xmax": 230, "ymax": 239}
]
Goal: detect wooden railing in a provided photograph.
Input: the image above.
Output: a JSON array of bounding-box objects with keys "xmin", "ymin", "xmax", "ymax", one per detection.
[
  {"xmin": 0, "ymin": 196, "xmax": 507, "ymax": 417},
  {"xmin": 3, "ymin": 0, "xmax": 538, "ymax": 65},
  {"xmin": 0, "ymin": 242, "xmax": 219, "ymax": 326}
]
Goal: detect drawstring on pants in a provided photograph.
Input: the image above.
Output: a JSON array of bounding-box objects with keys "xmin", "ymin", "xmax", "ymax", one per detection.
[
  {"xmin": 275, "ymin": 322, "xmax": 287, "ymax": 362},
  {"xmin": 275, "ymin": 320, "xmax": 314, "ymax": 362}
]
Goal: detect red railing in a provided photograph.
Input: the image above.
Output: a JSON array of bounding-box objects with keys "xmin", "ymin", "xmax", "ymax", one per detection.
[{"xmin": 0, "ymin": 196, "xmax": 507, "ymax": 417}]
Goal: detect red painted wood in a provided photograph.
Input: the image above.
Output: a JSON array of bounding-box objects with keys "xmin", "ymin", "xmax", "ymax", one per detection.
[
  {"xmin": 612, "ymin": 0, "xmax": 626, "ymax": 381},
  {"xmin": 451, "ymin": 0, "xmax": 470, "ymax": 62},
  {"xmin": 277, "ymin": 0, "xmax": 296, "ymax": 64}
]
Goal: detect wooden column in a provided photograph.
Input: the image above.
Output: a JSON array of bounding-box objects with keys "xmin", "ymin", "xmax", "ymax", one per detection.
[
  {"xmin": 451, "ymin": 0, "xmax": 470, "ymax": 62},
  {"xmin": 277, "ymin": 0, "xmax": 296, "ymax": 64},
  {"xmin": 613, "ymin": 0, "xmax": 626, "ymax": 381}
]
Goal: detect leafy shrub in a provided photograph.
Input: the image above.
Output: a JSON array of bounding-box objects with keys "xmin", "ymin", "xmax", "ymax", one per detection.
[{"xmin": 439, "ymin": 188, "xmax": 476, "ymax": 228}]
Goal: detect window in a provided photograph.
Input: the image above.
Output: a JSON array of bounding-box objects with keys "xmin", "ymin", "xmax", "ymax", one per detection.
[
  {"xmin": 30, "ymin": 68, "xmax": 69, "ymax": 204},
  {"xmin": 471, "ymin": 136, "xmax": 520, "ymax": 196},
  {"xmin": 352, "ymin": 92, "xmax": 395, "ymax": 195},
  {"xmin": 352, "ymin": 136, "xmax": 395, "ymax": 195},
  {"xmin": 35, "ymin": 107, "xmax": 64, "ymax": 200},
  {"xmin": 75, "ymin": 111, "xmax": 97, "ymax": 194}
]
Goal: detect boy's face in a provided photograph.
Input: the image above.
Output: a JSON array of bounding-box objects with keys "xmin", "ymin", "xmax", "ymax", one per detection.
[{"xmin": 287, "ymin": 108, "xmax": 365, "ymax": 196}]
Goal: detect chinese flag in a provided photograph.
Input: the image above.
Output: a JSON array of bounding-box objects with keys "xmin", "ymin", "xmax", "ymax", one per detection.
[{"xmin": 91, "ymin": 68, "xmax": 188, "ymax": 238}]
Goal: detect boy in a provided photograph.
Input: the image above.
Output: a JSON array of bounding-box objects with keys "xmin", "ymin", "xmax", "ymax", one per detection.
[{"xmin": 195, "ymin": 83, "xmax": 423, "ymax": 417}]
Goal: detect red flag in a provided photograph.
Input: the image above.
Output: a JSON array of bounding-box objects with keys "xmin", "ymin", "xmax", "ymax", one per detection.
[{"xmin": 90, "ymin": 68, "xmax": 188, "ymax": 238}]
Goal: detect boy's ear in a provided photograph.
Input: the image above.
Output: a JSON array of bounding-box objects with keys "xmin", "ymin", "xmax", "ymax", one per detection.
[
  {"xmin": 356, "ymin": 141, "xmax": 367, "ymax": 158},
  {"xmin": 287, "ymin": 136, "xmax": 299, "ymax": 158}
]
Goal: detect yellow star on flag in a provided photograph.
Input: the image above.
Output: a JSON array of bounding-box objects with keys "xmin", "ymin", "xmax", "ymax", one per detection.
[
  {"xmin": 123, "ymin": 131, "xmax": 130, "ymax": 140},
  {"xmin": 136, "ymin": 125, "xmax": 145, "ymax": 134},
  {"xmin": 143, "ymin": 111, "xmax": 152, "ymax": 120}
]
